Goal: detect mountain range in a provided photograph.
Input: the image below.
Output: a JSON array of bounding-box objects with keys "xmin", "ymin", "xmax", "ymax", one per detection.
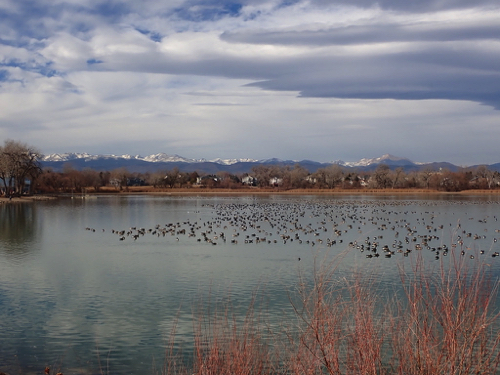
[{"xmin": 39, "ymin": 153, "xmax": 488, "ymax": 174}]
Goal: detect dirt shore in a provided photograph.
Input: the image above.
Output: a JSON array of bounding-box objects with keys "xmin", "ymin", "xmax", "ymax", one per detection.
[
  {"xmin": 1, "ymin": 187, "xmax": 499, "ymax": 204},
  {"xmin": 97, "ymin": 186, "xmax": 500, "ymax": 196},
  {"xmin": 0, "ymin": 195, "xmax": 56, "ymax": 204}
]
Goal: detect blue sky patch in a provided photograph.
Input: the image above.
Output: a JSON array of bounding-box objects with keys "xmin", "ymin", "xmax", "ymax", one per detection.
[
  {"xmin": 175, "ymin": 1, "xmax": 243, "ymax": 21},
  {"xmin": 0, "ymin": 69, "xmax": 9, "ymax": 82},
  {"xmin": 90, "ymin": 1, "xmax": 131, "ymax": 19},
  {"xmin": 135, "ymin": 28, "xmax": 162, "ymax": 42},
  {"xmin": 87, "ymin": 59, "xmax": 104, "ymax": 65}
]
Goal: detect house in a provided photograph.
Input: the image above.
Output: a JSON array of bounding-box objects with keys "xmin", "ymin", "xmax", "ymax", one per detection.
[
  {"xmin": 241, "ymin": 175, "xmax": 257, "ymax": 186},
  {"xmin": 269, "ymin": 177, "xmax": 283, "ymax": 186},
  {"xmin": 196, "ymin": 175, "xmax": 219, "ymax": 185},
  {"xmin": 127, "ymin": 177, "xmax": 145, "ymax": 186},
  {"xmin": 305, "ymin": 175, "xmax": 317, "ymax": 184}
]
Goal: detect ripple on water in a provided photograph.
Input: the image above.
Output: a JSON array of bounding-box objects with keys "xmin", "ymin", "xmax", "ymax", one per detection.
[{"xmin": 2, "ymin": 195, "xmax": 500, "ymax": 374}]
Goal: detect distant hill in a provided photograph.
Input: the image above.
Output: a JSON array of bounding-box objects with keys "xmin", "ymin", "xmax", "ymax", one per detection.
[{"xmin": 39, "ymin": 152, "xmax": 485, "ymax": 174}]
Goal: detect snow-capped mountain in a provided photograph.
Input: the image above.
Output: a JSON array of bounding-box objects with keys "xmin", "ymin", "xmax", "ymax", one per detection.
[
  {"xmin": 141, "ymin": 153, "xmax": 200, "ymax": 163},
  {"xmin": 339, "ymin": 154, "xmax": 417, "ymax": 168},
  {"xmin": 41, "ymin": 152, "xmax": 418, "ymax": 167},
  {"xmin": 40, "ymin": 152, "xmax": 451, "ymax": 174},
  {"xmin": 41, "ymin": 152, "xmax": 259, "ymax": 165},
  {"xmin": 41, "ymin": 153, "xmax": 143, "ymax": 162},
  {"xmin": 209, "ymin": 158, "xmax": 259, "ymax": 165},
  {"xmin": 41, "ymin": 153, "xmax": 93, "ymax": 162}
]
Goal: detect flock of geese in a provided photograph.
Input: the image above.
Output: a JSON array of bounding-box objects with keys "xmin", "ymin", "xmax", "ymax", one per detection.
[{"xmin": 86, "ymin": 199, "xmax": 500, "ymax": 261}]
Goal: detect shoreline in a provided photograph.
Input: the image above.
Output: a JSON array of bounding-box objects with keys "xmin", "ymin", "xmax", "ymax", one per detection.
[
  {"xmin": 2, "ymin": 187, "xmax": 500, "ymax": 203},
  {"xmin": 85, "ymin": 187, "xmax": 500, "ymax": 196},
  {"xmin": 0, "ymin": 195, "xmax": 56, "ymax": 204}
]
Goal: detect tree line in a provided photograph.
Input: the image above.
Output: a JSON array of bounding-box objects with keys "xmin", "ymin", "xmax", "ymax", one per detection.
[
  {"xmin": 32, "ymin": 161, "xmax": 500, "ymax": 193},
  {"xmin": 2, "ymin": 140, "xmax": 500, "ymax": 196}
]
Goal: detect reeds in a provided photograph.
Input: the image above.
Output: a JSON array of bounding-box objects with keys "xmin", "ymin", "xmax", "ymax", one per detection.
[
  {"xmin": 283, "ymin": 255, "xmax": 387, "ymax": 375},
  {"xmin": 160, "ymin": 246, "xmax": 500, "ymax": 375},
  {"xmin": 393, "ymin": 251, "xmax": 500, "ymax": 374},
  {"xmin": 191, "ymin": 292, "xmax": 274, "ymax": 375}
]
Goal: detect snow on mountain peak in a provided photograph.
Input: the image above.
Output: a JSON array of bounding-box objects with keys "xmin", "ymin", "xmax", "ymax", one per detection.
[
  {"xmin": 209, "ymin": 158, "xmax": 259, "ymax": 165},
  {"xmin": 141, "ymin": 153, "xmax": 193, "ymax": 163},
  {"xmin": 342, "ymin": 154, "xmax": 414, "ymax": 167},
  {"xmin": 41, "ymin": 153, "xmax": 260, "ymax": 165},
  {"xmin": 41, "ymin": 153, "xmax": 415, "ymax": 167},
  {"xmin": 41, "ymin": 152, "xmax": 92, "ymax": 162}
]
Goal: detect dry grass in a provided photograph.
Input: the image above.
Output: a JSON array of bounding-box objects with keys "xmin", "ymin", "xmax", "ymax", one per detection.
[
  {"xmin": 159, "ymin": 246, "xmax": 500, "ymax": 375},
  {"xmin": 190, "ymin": 305, "xmax": 273, "ymax": 375},
  {"xmin": 283, "ymin": 255, "xmax": 388, "ymax": 375},
  {"xmin": 393, "ymin": 251, "xmax": 500, "ymax": 374},
  {"xmin": 159, "ymin": 291, "xmax": 276, "ymax": 375}
]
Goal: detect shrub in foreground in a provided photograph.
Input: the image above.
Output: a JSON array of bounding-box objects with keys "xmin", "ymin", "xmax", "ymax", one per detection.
[{"xmin": 161, "ymin": 246, "xmax": 500, "ymax": 375}]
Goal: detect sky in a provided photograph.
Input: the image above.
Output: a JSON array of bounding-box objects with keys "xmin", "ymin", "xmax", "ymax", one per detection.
[{"xmin": 0, "ymin": 0, "xmax": 499, "ymax": 166}]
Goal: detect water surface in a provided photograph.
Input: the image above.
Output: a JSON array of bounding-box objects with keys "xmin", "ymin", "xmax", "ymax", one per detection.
[{"xmin": 1, "ymin": 194, "xmax": 500, "ymax": 374}]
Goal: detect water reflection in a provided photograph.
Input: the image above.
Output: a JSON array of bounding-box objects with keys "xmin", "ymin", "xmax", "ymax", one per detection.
[
  {"xmin": 0, "ymin": 203, "xmax": 39, "ymax": 259},
  {"xmin": 1, "ymin": 195, "xmax": 500, "ymax": 374}
]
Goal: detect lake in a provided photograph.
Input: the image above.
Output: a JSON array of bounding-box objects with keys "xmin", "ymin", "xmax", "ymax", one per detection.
[{"xmin": 1, "ymin": 194, "xmax": 500, "ymax": 374}]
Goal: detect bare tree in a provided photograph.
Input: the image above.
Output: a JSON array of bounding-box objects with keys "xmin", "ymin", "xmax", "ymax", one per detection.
[
  {"xmin": 313, "ymin": 164, "xmax": 344, "ymax": 189},
  {"xmin": 279, "ymin": 164, "xmax": 309, "ymax": 189},
  {"xmin": 474, "ymin": 165, "xmax": 498, "ymax": 189},
  {"xmin": 81, "ymin": 168, "xmax": 102, "ymax": 192},
  {"xmin": 151, "ymin": 170, "xmax": 167, "ymax": 188},
  {"xmin": 63, "ymin": 164, "xmax": 87, "ymax": 193},
  {"xmin": 392, "ymin": 167, "xmax": 405, "ymax": 188},
  {"xmin": 165, "ymin": 167, "xmax": 180, "ymax": 188},
  {"xmin": 111, "ymin": 167, "xmax": 130, "ymax": 191},
  {"xmin": 99, "ymin": 171, "xmax": 111, "ymax": 187},
  {"xmin": 289, "ymin": 164, "xmax": 309, "ymax": 188},
  {"xmin": 251, "ymin": 165, "xmax": 276, "ymax": 187},
  {"xmin": 419, "ymin": 167, "xmax": 435, "ymax": 189},
  {"xmin": 0, "ymin": 139, "xmax": 42, "ymax": 196},
  {"xmin": 372, "ymin": 164, "xmax": 391, "ymax": 189}
]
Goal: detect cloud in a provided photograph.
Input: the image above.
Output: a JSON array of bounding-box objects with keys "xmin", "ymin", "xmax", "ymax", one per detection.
[
  {"xmin": 220, "ymin": 20, "xmax": 500, "ymax": 46},
  {"xmin": 13, "ymin": 1, "xmax": 495, "ymax": 108},
  {"xmin": 0, "ymin": 0, "xmax": 500, "ymax": 164},
  {"xmin": 245, "ymin": 46, "xmax": 500, "ymax": 109}
]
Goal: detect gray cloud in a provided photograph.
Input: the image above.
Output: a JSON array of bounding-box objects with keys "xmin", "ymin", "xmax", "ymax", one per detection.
[
  {"xmin": 85, "ymin": 32, "xmax": 500, "ymax": 109},
  {"xmin": 221, "ymin": 23, "xmax": 500, "ymax": 46},
  {"xmin": 1, "ymin": 0, "xmax": 500, "ymax": 164},
  {"xmin": 244, "ymin": 50, "xmax": 500, "ymax": 109},
  {"xmin": 307, "ymin": 0, "xmax": 499, "ymax": 12}
]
